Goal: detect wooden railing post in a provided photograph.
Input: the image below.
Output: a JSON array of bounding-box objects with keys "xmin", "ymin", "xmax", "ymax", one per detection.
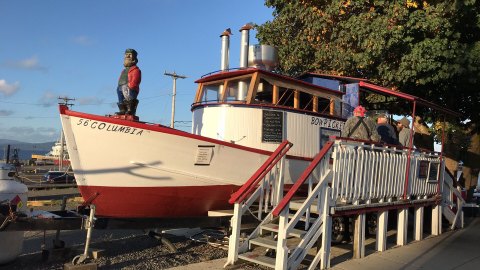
[
  {"xmin": 225, "ymin": 203, "xmax": 242, "ymax": 266},
  {"xmin": 275, "ymin": 206, "xmax": 289, "ymax": 270}
]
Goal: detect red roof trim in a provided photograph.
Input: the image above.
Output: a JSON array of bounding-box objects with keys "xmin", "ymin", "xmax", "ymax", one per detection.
[{"xmin": 358, "ymin": 82, "xmax": 460, "ymax": 117}]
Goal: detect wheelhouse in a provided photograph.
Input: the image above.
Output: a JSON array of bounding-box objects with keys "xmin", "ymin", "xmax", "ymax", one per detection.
[{"xmin": 191, "ymin": 68, "xmax": 346, "ymax": 158}]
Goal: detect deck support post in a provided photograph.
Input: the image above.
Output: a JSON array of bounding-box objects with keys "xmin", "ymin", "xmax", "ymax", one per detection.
[
  {"xmin": 320, "ymin": 188, "xmax": 332, "ymax": 270},
  {"xmin": 397, "ymin": 208, "xmax": 408, "ymax": 246},
  {"xmin": 414, "ymin": 206, "xmax": 424, "ymax": 241},
  {"xmin": 432, "ymin": 204, "xmax": 442, "ymax": 236},
  {"xmin": 275, "ymin": 207, "xmax": 289, "ymax": 270},
  {"xmin": 226, "ymin": 203, "xmax": 242, "ymax": 266},
  {"xmin": 376, "ymin": 210, "xmax": 388, "ymax": 252},
  {"xmin": 353, "ymin": 213, "xmax": 365, "ymax": 259}
]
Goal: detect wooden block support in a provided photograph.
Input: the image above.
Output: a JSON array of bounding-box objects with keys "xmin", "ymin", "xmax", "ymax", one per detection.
[
  {"xmin": 397, "ymin": 208, "xmax": 408, "ymax": 246},
  {"xmin": 376, "ymin": 210, "xmax": 388, "ymax": 252},
  {"xmin": 353, "ymin": 213, "xmax": 365, "ymax": 259},
  {"xmin": 432, "ymin": 204, "xmax": 442, "ymax": 236},
  {"xmin": 414, "ymin": 206, "xmax": 424, "ymax": 241}
]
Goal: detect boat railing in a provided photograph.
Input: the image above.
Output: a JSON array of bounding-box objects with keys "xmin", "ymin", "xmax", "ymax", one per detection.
[{"xmin": 329, "ymin": 138, "xmax": 443, "ymax": 204}]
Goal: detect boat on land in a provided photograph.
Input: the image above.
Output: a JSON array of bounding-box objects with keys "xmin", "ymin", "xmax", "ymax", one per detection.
[
  {"xmin": 60, "ymin": 25, "xmax": 456, "ymax": 219},
  {"xmin": 59, "ymin": 25, "xmax": 349, "ymax": 218}
]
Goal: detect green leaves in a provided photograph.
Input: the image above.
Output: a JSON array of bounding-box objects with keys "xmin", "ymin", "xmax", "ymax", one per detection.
[{"xmin": 257, "ymin": 0, "xmax": 480, "ymax": 128}]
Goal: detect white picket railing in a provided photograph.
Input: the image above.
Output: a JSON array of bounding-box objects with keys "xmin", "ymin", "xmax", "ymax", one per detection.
[{"xmin": 331, "ymin": 139, "xmax": 442, "ymax": 204}]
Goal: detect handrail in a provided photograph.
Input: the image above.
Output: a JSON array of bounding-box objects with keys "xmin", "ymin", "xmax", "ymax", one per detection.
[
  {"xmin": 228, "ymin": 140, "xmax": 292, "ymax": 204},
  {"xmin": 272, "ymin": 140, "xmax": 334, "ymax": 216}
]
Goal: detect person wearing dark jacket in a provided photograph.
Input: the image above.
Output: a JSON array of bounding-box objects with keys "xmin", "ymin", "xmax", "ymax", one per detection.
[
  {"xmin": 116, "ymin": 48, "xmax": 141, "ymax": 116},
  {"xmin": 376, "ymin": 113, "xmax": 399, "ymax": 145},
  {"xmin": 341, "ymin": 106, "xmax": 380, "ymax": 142}
]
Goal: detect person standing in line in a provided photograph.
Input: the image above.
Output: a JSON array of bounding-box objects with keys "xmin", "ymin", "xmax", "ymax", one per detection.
[
  {"xmin": 116, "ymin": 48, "xmax": 141, "ymax": 116},
  {"xmin": 341, "ymin": 105, "xmax": 380, "ymax": 142},
  {"xmin": 376, "ymin": 113, "xmax": 398, "ymax": 145},
  {"xmin": 396, "ymin": 117, "xmax": 412, "ymax": 147}
]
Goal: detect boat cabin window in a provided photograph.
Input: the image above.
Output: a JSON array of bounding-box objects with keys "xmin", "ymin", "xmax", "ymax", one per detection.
[
  {"xmin": 201, "ymin": 83, "xmax": 222, "ymax": 103},
  {"xmin": 225, "ymin": 78, "xmax": 250, "ymax": 102},
  {"xmin": 195, "ymin": 72, "xmax": 342, "ymax": 118}
]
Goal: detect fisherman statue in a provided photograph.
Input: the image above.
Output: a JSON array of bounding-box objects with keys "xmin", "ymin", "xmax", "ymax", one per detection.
[{"xmin": 116, "ymin": 48, "xmax": 141, "ymax": 116}]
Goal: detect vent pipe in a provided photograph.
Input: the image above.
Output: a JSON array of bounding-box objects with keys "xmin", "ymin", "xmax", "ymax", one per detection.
[
  {"xmin": 220, "ymin": 28, "xmax": 231, "ymax": 71},
  {"xmin": 237, "ymin": 24, "xmax": 253, "ymax": 101},
  {"xmin": 239, "ymin": 23, "xmax": 253, "ymax": 68}
]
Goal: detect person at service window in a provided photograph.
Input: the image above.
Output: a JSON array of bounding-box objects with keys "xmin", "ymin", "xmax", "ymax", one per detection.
[{"xmin": 116, "ymin": 48, "xmax": 141, "ymax": 116}]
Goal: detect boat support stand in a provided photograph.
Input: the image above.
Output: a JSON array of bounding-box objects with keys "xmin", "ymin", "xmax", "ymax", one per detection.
[{"xmin": 72, "ymin": 204, "xmax": 96, "ymax": 265}]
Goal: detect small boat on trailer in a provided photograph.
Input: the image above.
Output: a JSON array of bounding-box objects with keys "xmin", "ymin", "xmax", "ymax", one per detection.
[{"xmin": 59, "ymin": 26, "xmax": 347, "ymax": 218}]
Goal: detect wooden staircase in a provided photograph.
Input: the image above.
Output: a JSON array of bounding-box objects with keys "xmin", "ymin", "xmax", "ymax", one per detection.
[
  {"xmin": 226, "ymin": 138, "xmax": 465, "ymax": 270},
  {"xmin": 238, "ymin": 221, "xmax": 308, "ymax": 268}
]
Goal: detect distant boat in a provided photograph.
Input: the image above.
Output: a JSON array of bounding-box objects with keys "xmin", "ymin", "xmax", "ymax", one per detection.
[{"xmin": 31, "ymin": 139, "xmax": 70, "ymax": 166}]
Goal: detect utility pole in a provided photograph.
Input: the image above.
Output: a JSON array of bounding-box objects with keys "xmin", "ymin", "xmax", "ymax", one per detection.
[
  {"xmin": 57, "ymin": 96, "xmax": 75, "ymax": 171},
  {"xmin": 164, "ymin": 71, "xmax": 187, "ymax": 128}
]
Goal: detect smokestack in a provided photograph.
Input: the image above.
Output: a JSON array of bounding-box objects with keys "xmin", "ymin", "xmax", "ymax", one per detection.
[
  {"xmin": 220, "ymin": 28, "xmax": 232, "ymax": 71},
  {"xmin": 239, "ymin": 23, "xmax": 254, "ymax": 68}
]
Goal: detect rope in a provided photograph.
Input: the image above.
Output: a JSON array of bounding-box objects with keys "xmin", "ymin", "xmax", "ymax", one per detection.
[{"xmin": 0, "ymin": 203, "xmax": 17, "ymax": 231}]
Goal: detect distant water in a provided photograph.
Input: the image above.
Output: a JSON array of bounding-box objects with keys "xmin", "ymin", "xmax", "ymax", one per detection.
[{"xmin": 0, "ymin": 141, "xmax": 54, "ymax": 161}]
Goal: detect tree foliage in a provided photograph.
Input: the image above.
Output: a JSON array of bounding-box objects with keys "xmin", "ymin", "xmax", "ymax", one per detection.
[{"xmin": 257, "ymin": 0, "xmax": 480, "ymax": 128}]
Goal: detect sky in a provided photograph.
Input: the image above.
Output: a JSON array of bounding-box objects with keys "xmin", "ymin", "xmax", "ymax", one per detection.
[{"xmin": 0, "ymin": 0, "xmax": 274, "ymax": 143}]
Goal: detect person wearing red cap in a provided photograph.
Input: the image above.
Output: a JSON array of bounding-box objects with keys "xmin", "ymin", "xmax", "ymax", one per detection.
[{"xmin": 341, "ymin": 105, "xmax": 380, "ymax": 142}]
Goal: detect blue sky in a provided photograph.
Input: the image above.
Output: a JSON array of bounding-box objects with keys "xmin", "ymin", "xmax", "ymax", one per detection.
[{"xmin": 0, "ymin": 0, "xmax": 273, "ymax": 143}]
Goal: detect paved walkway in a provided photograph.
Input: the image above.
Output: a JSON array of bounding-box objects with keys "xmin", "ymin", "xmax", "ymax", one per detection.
[
  {"xmin": 331, "ymin": 217, "xmax": 480, "ymax": 270},
  {"xmin": 168, "ymin": 217, "xmax": 480, "ymax": 270}
]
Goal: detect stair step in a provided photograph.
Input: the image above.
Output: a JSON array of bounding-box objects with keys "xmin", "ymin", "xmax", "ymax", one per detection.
[
  {"xmin": 261, "ymin": 223, "xmax": 306, "ymax": 238},
  {"xmin": 290, "ymin": 199, "xmax": 320, "ymax": 214},
  {"xmin": 288, "ymin": 213, "xmax": 317, "ymax": 224},
  {"xmin": 238, "ymin": 251, "xmax": 275, "ymax": 268},
  {"xmin": 250, "ymin": 236, "xmax": 277, "ymax": 249}
]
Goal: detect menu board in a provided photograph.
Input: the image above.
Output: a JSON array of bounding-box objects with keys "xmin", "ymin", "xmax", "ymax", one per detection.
[{"xmin": 262, "ymin": 110, "xmax": 283, "ymax": 143}]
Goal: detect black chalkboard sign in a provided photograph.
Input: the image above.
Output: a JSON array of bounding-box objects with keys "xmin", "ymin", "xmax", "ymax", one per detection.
[
  {"xmin": 428, "ymin": 162, "xmax": 439, "ymax": 181},
  {"xmin": 262, "ymin": 110, "xmax": 283, "ymax": 143}
]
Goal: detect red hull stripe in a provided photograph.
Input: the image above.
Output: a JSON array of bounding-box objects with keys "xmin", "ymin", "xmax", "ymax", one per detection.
[{"xmin": 78, "ymin": 185, "xmax": 239, "ymax": 218}]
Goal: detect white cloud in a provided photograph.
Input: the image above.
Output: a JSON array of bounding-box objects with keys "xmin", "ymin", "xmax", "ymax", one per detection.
[
  {"xmin": 4, "ymin": 55, "xmax": 48, "ymax": 72},
  {"xmin": 0, "ymin": 126, "xmax": 58, "ymax": 143},
  {"xmin": 77, "ymin": 96, "xmax": 104, "ymax": 105},
  {"xmin": 0, "ymin": 79, "xmax": 20, "ymax": 96},
  {"xmin": 71, "ymin": 35, "xmax": 94, "ymax": 46},
  {"xmin": 38, "ymin": 90, "xmax": 59, "ymax": 107}
]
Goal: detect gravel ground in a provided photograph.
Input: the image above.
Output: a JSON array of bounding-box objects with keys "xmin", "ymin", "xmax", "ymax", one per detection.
[{"xmin": 0, "ymin": 229, "xmax": 232, "ymax": 270}]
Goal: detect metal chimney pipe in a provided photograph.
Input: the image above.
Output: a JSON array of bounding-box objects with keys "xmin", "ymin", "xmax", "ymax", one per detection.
[
  {"xmin": 220, "ymin": 28, "xmax": 231, "ymax": 71},
  {"xmin": 239, "ymin": 23, "xmax": 253, "ymax": 68}
]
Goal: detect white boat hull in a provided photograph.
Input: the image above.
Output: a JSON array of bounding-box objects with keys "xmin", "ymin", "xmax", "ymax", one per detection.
[{"xmin": 59, "ymin": 106, "xmax": 309, "ymax": 217}]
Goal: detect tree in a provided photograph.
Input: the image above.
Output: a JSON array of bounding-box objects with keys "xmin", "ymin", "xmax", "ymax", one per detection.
[{"xmin": 257, "ymin": 0, "xmax": 480, "ymax": 185}]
